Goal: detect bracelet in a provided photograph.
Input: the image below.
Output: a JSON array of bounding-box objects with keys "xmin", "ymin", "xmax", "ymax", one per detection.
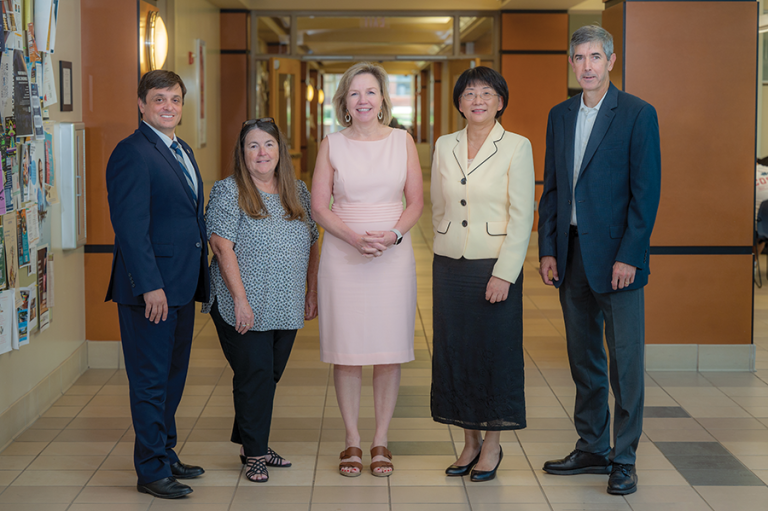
[{"xmin": 307, "ymin": 290, "xmax": 317, "ymax": 294}]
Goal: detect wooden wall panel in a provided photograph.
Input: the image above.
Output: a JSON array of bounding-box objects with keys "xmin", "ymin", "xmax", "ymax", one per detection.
[
  {"xmin": 501, "ymin": 53, "xmax": 566, "ymax": 181},
  {"xmin": 220, "ymin": 12, "xmax": 247, "ymax": 51},
  {"xmin": 81, "ymin": 0, "xmax": 139, "ymax": 341},
  {"xmin": 81, "ymin": 0, "xmax": 138, "ymax": 245},
  {"xmin": 220, "ymin": 54, "xmax": 247, "ymax": 178},
  {"xmin": 625, "ymin": 2, "xmax": 755, "ymax": 247},
  {"xmin": 645, "ymin": 255, "xmax": 752, "ymax": 345},
  {"xmin": 84, "ymin": 254, "xmax": 120, "ymax": 341},
  {"xmin": 501, "ymin": 13, "xmax": 568, "ymax": 52},
  {"xmin": 602, "ymin": 2, "xmax": 624, "ymax": 91}
]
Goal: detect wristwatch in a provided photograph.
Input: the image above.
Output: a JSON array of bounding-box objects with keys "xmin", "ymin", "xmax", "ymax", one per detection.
[{"xmin": 390, "ymin": 229, "xmax": 403, "ymax": 245}]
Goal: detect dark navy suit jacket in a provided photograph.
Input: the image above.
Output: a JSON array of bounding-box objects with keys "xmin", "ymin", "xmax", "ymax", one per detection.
[
  {"xmin": 538, "ymin": 83, "xmax": 661, "ymax": 294},
  {"xmin": 105, "ymin": 122, "xmax": 209, "ymax": 306}
]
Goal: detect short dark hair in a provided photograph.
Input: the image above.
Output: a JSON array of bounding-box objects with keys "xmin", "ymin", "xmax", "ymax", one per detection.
[
  {"xmin": 453, "ymin": 67, "xmax": 509, "ymax": 120},
  {"xmin": 138, "ymin": 70, "xmax": 187, "ymax": 104}
]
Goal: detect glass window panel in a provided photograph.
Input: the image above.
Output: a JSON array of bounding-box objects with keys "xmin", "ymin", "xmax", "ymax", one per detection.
[
  {"xmin": 459, "ymin": 17, "xmax": 493, "ymax": 55},
  {"xmin": 297, "ymin": 16, "xmax": 453, "ymax": 56},
  {"xmin": 257, "ymin": 16, "xmax": 290, "ymax": 54}
]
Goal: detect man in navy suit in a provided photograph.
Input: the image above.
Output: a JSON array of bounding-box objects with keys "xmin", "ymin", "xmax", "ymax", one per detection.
[
  {"xmin": 537, "ymin": 26, "xmax": 661, "ymax": 495},
  {"xmin": 106, "ymin": 70, "xmax": 210, "ymax": 499}
]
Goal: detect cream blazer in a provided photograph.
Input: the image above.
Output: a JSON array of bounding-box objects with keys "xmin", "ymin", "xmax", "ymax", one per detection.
[{"xmin": 430, "ymin": 122, "xmax": 535, "ymax": 284}]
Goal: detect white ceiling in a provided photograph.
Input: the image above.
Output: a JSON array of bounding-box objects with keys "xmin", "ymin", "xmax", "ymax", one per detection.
[{"xmin": 207, "ymin": 0, "xmax": 604, "ymax": 11}]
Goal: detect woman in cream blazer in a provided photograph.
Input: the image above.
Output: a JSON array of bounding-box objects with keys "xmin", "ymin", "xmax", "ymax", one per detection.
[{"xmin": 430, "ymin": 67, "xmax": 534, "ymax": 483}]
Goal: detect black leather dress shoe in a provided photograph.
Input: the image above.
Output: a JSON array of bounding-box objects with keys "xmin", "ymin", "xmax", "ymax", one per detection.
[
  {"xmin": 607, "ymin": 463, "xmax": 637, "ymax": 495},
  {"xmin": 470, "ymin": 445, "xmax": 503, "ymax": 482},
  {"xmin": 170, "ymin": 461, "xmax": 205, "ymax": 479},
  {"xmin": 137, "ymin": 477, "xmax": 192, "ymax": 499},
  {"xmin": 543, "ymin": 449, "xmax": 611, "ymax": 475},
  {"xmin": 445, "ymin": 451, "xmax": 481, "ymax": 476}
]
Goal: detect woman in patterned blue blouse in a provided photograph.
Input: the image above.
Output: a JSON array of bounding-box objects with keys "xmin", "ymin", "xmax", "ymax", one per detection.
[{"xmin": 204, "ymin": 118, "xmax": 320, "ymax": 483}]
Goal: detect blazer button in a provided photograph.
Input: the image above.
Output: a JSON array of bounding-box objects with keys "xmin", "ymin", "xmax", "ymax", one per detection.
[
  {"xmin": 460, "ymin": 178, "xmax": 466, "ymax": 185},
  {"xmin": 462, "ymin": 220, "xmax": 468, "ymax": 227},
  {"xmin": 196, "ymin": 242, "xmax": 201, "ymax": 248},
  {"xmin": 460, "ymin": 200, "xmax": 466, "ymax": 206}
]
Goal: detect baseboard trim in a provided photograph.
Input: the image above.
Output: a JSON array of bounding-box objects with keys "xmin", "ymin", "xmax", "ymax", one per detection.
[
  {"xmin": 646, "ymin": 344, "xmax": 756, "ymax": 372},
  {"xmin": 87, "ymin": 340, "xmax": 123, "ymax": 369},
  {"xmin": 0, "ymin": 342, "xmax": 88, "ymax": 452}
]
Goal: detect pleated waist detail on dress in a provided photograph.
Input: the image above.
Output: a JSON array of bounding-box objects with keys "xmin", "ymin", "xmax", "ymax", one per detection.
[{"xmin": 331, "ymin": 202, "xmax": 403, "ymax": 223}]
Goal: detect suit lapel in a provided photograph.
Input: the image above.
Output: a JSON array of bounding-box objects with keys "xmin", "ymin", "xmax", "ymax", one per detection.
[
  {"xmin": 578, "ymin": 84, "xmax": 618, "ymax": 177},
  {"xmin": 139, "ymin": 123, "xmax": 199, "ymax": 207},
  {"xmin": 451, "ymin": 129, "xmax": 468, "ymax": 179},
  {"xmin": 564, "ymin": 97, "xmax": 579, "ymax": 193},
  {"xmin": 467, "ymin": 122, "xmax": 504, "ymax": 176}
]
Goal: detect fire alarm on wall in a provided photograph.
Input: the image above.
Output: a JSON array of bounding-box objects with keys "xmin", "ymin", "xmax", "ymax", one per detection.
[{"xmin": 189, "ymin": 51, "xmax": 195, "ymax": 65}]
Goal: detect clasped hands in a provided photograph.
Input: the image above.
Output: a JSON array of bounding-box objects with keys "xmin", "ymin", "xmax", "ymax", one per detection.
[
  {"xmin": 539, "ymin": 256, "xmax": 637, "ymax": 290},
  {"xmin": 354, "ymin": 230, "xmax": 397, "ymax": 258}
]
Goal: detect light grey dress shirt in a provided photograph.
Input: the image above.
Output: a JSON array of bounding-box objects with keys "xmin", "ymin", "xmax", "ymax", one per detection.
[{"xmin": 571, "ymin": 91, "xmax": 607, "ymax": 226}]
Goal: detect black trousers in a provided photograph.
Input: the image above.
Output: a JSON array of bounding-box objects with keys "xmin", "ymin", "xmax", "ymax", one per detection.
[
  {"xmin": 210, "ymin": 301, "xmax": 297, "ymax": 457},
  {"xmin": 559, "ymin": 234, "xmax": 645, "ymax": 465}
]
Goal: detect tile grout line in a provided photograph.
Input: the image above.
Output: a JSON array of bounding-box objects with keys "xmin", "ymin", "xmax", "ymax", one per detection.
[{"xmin": 307, "ymin": 363, "xmax": 332, "ymax": 511}]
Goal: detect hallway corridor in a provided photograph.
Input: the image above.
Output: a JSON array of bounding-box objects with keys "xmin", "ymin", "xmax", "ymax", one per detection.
[{"xmin": 2, "ymin": 181, "xmax": 768, "ymax": 511}]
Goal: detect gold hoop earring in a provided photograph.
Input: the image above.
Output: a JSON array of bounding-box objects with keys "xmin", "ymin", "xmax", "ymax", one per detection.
[
  {"xmin": 378, "ymin": 111, "xmax": 383, "ymax": 120},
  {"xmin": 345, "ymin": 112, "xmax": 351, "ymax": 123}
]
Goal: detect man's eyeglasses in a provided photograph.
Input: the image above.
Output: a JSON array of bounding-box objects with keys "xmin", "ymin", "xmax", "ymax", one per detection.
[
  {"xmin": 460, "ymin": 92, "xmax": 498, "ymax": 102},
  {"xmin": 242, "ymin": 117, "xmax": 275, "ymax": 127}
]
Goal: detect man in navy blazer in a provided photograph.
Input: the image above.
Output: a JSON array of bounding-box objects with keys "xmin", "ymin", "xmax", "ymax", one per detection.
[
  {"xmin": 537, "ymin": 26, "xmax": 661, "ymax": 496},
  {"xmin": 106, "ymin": 70, "xmax": 210, "ymax": 499}
]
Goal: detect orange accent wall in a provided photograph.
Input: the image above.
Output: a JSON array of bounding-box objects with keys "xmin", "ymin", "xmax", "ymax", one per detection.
[
  {"xmin": 220, "ymin": 12, "xmax": 247, "ymax": 51},
  {"xmin": 81, "ymin": 0, "xmax": 139, "ymax": 341},
  {"xmin": 501, "ymin": 13, "xmax": 568, "ymax": 52},
  {"xmin": 625, "ymin": 2, "xmax": 755, "ymax": 247},
  {"xmin": 501, "ymin": 53, "xmax": 566, "ymax": 181},
  {"xmin": 220, "ymin": 54, "xmax": 247, "ymax": 178},
  {"xmin": 646, "ymin": 255, "xmax": 753, "ymax": 345},
  {"xmin": 219, "ymin": 13, "xmax": 248, "ymax": 179},
  {"xmin": 616, "ymin": 2, "xmax": 757, "ymax": 345}
]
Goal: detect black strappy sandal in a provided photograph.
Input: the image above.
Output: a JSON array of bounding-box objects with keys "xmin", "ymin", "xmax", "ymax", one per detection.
[
  {"xmin": 265, "ymin": 447, "xmax": 292, "ymax": 468},
  {"xmin": 239, "ymin": 447, "xmax": 292, "ymax": 468},
  {"xmin": 244, "ymin": 457, "xmax": 269, "ymax": 483}
]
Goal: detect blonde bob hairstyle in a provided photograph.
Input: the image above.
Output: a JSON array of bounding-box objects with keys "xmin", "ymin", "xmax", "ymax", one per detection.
[
  {"xmin": 232, "ymin": 119, "xmax": 307, "ymax": 222},
  {"xmin": 332, "ymin": 62, "xmax": 393, "ymax": 128}
]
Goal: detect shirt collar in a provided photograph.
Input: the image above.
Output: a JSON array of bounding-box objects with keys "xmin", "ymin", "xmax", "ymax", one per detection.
[
  {"xmin": 143, "ymin": 120, "xmax": 178, "ymax": 147},
  {"xmin": 580, "ymin": 89, "xmax": 608, "ymax": 113}
]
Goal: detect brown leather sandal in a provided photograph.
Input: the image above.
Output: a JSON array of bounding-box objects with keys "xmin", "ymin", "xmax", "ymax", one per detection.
[
  {"xmin": 370, "ymin": 446, "xmax": 394, "ymax": 477},
  {"xmin": 339, "ymin": 446, "xmax": 363, "ymax": 477}
]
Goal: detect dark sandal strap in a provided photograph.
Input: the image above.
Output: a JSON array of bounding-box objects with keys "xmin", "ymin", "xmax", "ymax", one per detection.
[
  {"xmin": 266, "ymin": 447, "xmax": 291, "ymax": 467},
  {"xmin": 245, "ymin": 457, "xmax": 269, "ymax": 482}
]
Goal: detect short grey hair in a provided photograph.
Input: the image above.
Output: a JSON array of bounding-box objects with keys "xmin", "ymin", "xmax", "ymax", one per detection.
[{"xmin": 570, "ymin": 25, "xmax": 614, "ymax": 59}]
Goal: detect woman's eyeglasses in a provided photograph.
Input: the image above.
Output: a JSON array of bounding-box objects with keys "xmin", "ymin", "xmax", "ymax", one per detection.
[
  {"xmin": 461, "ymin": 92, "xmax": 498, "ymax": 102},
  {"xmin": 242, "ymin": 117, "xmax": 276, "ymax": 127}
]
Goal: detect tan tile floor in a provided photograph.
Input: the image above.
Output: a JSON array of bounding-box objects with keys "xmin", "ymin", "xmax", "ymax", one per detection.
[{"xmin": 2, "ymin": 179, "xmax": 768, "ymax": 510}]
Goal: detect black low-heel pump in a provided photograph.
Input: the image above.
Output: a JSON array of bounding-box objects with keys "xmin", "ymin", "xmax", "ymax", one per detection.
[
  {"xmin": 470, "ymin": 445, "xmax": 503, "ymax": 482},
  {"xmin": 445, "ymin": 451, "xmax": 482, "ymax": 476}
]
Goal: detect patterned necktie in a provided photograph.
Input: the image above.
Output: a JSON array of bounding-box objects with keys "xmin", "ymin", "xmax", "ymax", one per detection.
[{"xmin": 170, "ymin": 141, "xmax": 198, "ymax": 206}]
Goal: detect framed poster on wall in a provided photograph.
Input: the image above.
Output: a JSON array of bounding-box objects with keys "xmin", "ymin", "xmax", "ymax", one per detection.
[{"xmin": 195, "ymin": 38, "xmax": 206, "ymax": 148}]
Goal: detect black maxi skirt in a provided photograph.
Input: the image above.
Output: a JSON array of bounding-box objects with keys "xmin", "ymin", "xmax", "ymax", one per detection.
[{"xmin": 430, "ymin": 254, "xmax": 526, "ymax": 431}]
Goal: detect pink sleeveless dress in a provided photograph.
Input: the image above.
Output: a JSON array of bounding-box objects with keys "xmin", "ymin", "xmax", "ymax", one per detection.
[{"xmin": 318, "ymin": 129, "xmax": 416, "ymax": 365}]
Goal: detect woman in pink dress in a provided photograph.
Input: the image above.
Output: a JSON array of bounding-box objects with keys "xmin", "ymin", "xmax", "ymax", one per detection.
[{"xmin": 311, "ymin": 62, "xmax": 423, "ymax": 478}]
